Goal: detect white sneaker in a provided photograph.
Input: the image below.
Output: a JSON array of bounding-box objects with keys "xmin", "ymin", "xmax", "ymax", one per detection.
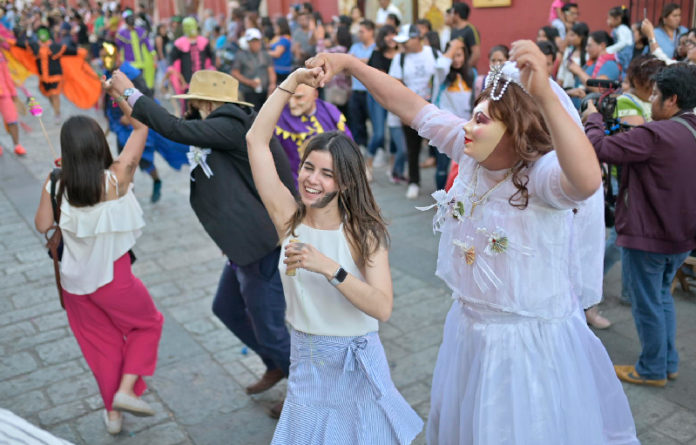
[
  {"xmin": 406, "ymin": 183, "xmax": 419, "ymax": 199},
  {"xmin": 373, "ymin": 149, "xmax": 387, "ymax": 168}
]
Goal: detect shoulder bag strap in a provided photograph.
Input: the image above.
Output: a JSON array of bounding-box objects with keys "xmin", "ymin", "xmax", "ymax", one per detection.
[
  {"xmin": 671, "ymin": 115, "xmax": 696, "ymax": 142},
  {"xmin": 47, "ymin": 168, "xmax": 64, "ymax": 309}
]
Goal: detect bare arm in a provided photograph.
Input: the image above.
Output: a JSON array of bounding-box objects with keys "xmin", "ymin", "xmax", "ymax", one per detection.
[
  {"xmin": 284, "ymin": 242, "xmax": 394, "ymax": 321},
  {"xmin": 104, "ymin": 74, "xmax": 149, "ymax": 194},
  {"xmin": 510, "ymin": 40, "xmax": 601, "ymax": 200},
  {"xmin": 306, "ymin": 52, "xmax": 429, "ymax": 127},
  {"xmin": 35, "ymin": 175, "xmax": 54, "ymax": 234},
  {"xmin": 230, "ymin": 68, "xmax": 258, "ymax": 89},
  {"xmin": 267, "ymin": 42, "xmax": 286, "ymax": 58},
  {"xmin": 245, "ymin": 69, "xmax": 323, "ymax": 238}
]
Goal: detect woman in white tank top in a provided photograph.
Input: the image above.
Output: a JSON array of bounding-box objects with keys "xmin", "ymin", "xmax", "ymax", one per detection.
[
  {"xmin": 34, "ymin": 79, "xmax": 163, "ymax": 435},
  {"xmin": 246, "ymin": 68, "xmax": 423, "ymax": 444}
]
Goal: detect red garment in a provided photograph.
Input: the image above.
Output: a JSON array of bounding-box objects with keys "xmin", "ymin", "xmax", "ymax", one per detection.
[
  {"xmin": 62, "ymin": 254, "xmax": 163, "ymax": 411},
  {"xmin": 591, "ymin": 53, "xmax": 619, "ymax": 78},
  {"xmin": 445, "ymin": 162, "xmax": 459, "ymax": 192}
]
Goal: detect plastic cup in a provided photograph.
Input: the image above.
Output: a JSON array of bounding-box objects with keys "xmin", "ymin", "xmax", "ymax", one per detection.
[{"xmin": 286, "ymin": 238, "xmax": 300, "ymax": 276}]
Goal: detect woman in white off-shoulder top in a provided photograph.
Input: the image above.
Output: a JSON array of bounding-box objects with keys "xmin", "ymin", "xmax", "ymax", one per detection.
[{"xmin": 34, "ymin": 77, "xmax": 163, "ymax": 435}]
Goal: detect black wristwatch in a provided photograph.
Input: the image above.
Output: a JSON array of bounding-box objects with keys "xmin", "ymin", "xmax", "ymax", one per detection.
[{"xmin": 329, "ymin": 266, "xmax": 348, "ymax": 286}]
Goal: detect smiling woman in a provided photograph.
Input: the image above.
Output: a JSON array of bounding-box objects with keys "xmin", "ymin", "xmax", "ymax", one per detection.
[{"xmin": 245, "ymin": 67, "xmax": 423, "ymax": 444}]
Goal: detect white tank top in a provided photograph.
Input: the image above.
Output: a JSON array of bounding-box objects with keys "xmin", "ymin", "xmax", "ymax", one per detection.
[{"xmin": 279, "ymin": 223, "xmax": 379, "ymax": 337}]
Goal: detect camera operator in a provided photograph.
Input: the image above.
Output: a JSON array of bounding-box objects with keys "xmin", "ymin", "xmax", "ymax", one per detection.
[
  {"xmin": 601, "ymin": 56, "xmax": 667, "ymax": 307},
  {"xmin": 584, "ymin": 63, "xmax": 696, "ymax": 387}
]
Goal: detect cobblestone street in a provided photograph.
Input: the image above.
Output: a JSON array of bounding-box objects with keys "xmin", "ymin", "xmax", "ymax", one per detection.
[{"xmin": 1, "ymin": 79, "xmax": 696, "ymax": 444}]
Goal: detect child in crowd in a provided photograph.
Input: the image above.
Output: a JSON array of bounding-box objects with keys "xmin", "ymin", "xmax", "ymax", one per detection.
[{"xmin": 606, "ymin": 6, "xmax": 634, "ymax": 74}]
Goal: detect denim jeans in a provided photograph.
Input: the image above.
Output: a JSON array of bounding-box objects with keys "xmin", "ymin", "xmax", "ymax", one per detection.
[
  {"xmin": 348, "ymin": 90, "xmax": 369, "ymax": 146},
  {"xmin": 604, "ymin": 227, "xmax": 630, "ymax": 301},
  {"xmin": 212, "ymin": 248, "xmax": 290, "ymax": 375},
  {"xmin": 366, "ymin": 93, "xmax": 386, "ymax": 157},
  {"xmin": 622, "ymin": 247, "xmax": 690, "ymax": 379},
  {"xmin": 435, "ymin": 151, "xmax": 450, "ymax": 190},
  {"xmin": 389, "ymin": 125, "xmax": 406, "ymax": 177}
]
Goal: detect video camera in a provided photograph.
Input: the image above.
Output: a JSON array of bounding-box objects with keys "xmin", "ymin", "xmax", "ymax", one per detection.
[
  {"xmin": 580, "ymin": 79, "xmax": 627, "ymax": 228},
  {"xmin": 579, "ymin": 79, "xmax": 624, "ymax": 130}
]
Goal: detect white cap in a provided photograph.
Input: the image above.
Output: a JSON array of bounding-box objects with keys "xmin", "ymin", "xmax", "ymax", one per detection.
[
  {"xmin": 244, "ymin": 28, "xmax": 262, "ymax": 41},
  {"xmin": 394, "ymin": 24, "xmax": 421, "ymax": 43}
]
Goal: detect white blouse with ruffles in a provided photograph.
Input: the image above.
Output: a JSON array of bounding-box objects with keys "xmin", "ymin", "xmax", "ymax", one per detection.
[{"xmin": 46, "ymin": 171, "xmax": 145, "ymax": 295}]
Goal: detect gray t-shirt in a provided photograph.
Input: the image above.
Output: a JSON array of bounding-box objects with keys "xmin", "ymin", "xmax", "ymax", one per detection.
[
  {"xmin": 291, "ymin": 28, "xmax": 315, "ymax": 59},
  {"xmin": 232, "ymin": 49, "xmax": 272, "ymax": 94}
]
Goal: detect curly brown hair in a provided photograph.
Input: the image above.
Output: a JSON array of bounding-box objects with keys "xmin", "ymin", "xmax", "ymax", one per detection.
[
  {"xmin": 284, "ymin": 131, "xmax": 390, "ymax": 267},
  {"xmin": 476, "ymin": 82, "xmax": 553, "ymax": 209}
]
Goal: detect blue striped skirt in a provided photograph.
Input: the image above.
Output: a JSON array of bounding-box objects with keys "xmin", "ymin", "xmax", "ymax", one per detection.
[{"xmin": 271, "ymin": 328, "xmax": 423, "ymax": 445}]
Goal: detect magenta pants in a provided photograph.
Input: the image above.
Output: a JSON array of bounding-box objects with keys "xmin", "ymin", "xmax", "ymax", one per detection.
[{"xmin": 62, "ymin": 253, "xmax": 164, "ymax": 411}]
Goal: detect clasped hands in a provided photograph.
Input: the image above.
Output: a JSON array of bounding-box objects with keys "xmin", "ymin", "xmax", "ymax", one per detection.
[{"xmin": 100, "ymin": 70, "xmax": 136, "ymax": 98}]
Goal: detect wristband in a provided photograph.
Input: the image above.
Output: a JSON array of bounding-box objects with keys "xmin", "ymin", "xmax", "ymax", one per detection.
[{"xmin": 277, "ymin": 86, "xmax": 295, "ymax": 95}]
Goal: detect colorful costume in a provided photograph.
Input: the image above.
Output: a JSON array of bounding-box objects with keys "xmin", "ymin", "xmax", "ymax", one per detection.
[
  {"xmin": 104, "ymin": 62, "xmax": 188, "ymax": 177},
  {"xmin": 11, "ymin": 32, "xmax": 100, "ymax": 109},
  {"xmin": 274, "ymin": 99, "xmax": 351, "ymax": 183},
  {"xmin": 167, "ymin": 17, "xmax": 213, "ymax": 115},
  {"xmin": 168, "ymin": 35, "xmax": 214, "ymax": 95},
  {"xmin": 0, "ymin": 30, "xmax": 18, "ymax": 125},
  {"xmin": 115, "ymin": 22, "xmax": 156, "ymax": 88}
]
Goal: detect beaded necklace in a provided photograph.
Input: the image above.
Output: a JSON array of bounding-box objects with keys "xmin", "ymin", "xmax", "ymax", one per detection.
[{"xmin": 467, "ymin": 164, "xmax": 513, "ymax": 217}]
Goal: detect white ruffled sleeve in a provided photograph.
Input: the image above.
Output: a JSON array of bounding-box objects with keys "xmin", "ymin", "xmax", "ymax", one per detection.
[
  {"xmin": 529, "ymin": 151, "xmax": 587, "ymax": 210},
  {"xmin": 569, "ymin": 187, "xmax": 606, "ymax": 308},
  {"xmin": 410, "ymin": 104, "xmax": 468, "ymax": 162}
]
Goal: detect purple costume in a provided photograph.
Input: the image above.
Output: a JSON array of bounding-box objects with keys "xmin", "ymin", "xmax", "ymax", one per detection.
[
  {"xmin": 274, "ymin": 99, "xmax": 352, "ymax": 184},
  {"xmin": 115, "ymin": 26, "xmax": 153, "ymax": 63}
]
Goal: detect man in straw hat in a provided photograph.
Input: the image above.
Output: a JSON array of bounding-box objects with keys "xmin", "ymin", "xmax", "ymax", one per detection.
[{"xmin": 109, "ymin": 69, "xmax": 295, "ymax": 417}]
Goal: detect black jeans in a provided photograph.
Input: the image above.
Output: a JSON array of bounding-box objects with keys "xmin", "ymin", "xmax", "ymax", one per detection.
[
  {"xmin": 211, "ymin": 248, "xmax": 290, "ymax": 375},
  {"xmin": 402, "ymin": 124, "xmax": 423, "ymax": 185},
  {"xmin": 348, "ymin": 90, "xmax": 369, "ymax": 146}
]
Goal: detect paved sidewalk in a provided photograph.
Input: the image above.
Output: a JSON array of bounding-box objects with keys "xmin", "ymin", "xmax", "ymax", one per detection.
[{"xmin": 1, "ymin": 78, "xmax": 695, "ymax": 444}]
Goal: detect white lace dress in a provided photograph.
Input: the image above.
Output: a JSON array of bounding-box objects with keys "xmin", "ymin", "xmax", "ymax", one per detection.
[{"xmin": 413, "ymin": 104, "xmax": 639, "ymax": 445}]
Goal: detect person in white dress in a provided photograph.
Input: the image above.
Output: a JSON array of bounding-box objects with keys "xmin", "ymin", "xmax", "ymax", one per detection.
[
  {"xmin": 305, "ymin": 41, "xmax": 639, "ymax": 444},
  {"xmin": 246, "ymin": 68, "xmax": 423, "ymax": 444}
]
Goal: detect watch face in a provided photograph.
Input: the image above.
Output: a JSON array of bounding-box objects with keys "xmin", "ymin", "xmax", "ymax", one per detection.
[
  {"xmin": 124, "ymin": 88, "xmax": 135, "ymax": 97},
  {"xmin": 335, "ymin": 267, "xmax": 348, "ymax": 283}
]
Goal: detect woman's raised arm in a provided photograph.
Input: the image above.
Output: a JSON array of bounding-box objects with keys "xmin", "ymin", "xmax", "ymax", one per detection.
[
  {"xmin": 245, "ymin": 67, "xmax": 323, "ymax": 239},
  {"xmin": 305, "ymin": 53, "xmax": 429, "ymax": 127}
]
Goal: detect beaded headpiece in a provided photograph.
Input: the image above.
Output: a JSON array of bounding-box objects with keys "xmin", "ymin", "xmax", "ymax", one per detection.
[{"xmin": 484, "ymin": 61, "xmax": 529, "ymax": 101}]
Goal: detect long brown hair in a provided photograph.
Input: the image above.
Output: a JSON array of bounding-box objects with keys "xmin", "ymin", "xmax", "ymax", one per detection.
[
  {"xmin": 476, "ymin": 82, "xmax": 553, "ymax": 209},
  {"xmin": 285, "ymin": 131, "xmax": 389, "ymax": 267},
  {"xmin": 58, "ymin": 116, "xmax": 114, "ymax": 207}
]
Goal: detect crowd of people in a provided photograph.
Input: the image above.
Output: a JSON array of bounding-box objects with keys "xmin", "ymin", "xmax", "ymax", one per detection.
[{"xmin": 5, "ymin": 0, "xmax": 694, "ymax": 443}]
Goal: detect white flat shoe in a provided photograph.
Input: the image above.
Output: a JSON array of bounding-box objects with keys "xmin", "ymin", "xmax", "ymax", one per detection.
[
  {"xmin": 112, "ymin": 392, "xmax": 155, "ymax": 417},
  {"xmin": 103, "ymin": 410, "xmax": 122, "ymax": 435}
]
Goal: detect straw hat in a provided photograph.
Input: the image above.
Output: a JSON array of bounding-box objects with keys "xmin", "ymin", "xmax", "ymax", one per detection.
[{"xmin": 172, "ymin": 70, "xmax": 254, "ymax": 107}]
